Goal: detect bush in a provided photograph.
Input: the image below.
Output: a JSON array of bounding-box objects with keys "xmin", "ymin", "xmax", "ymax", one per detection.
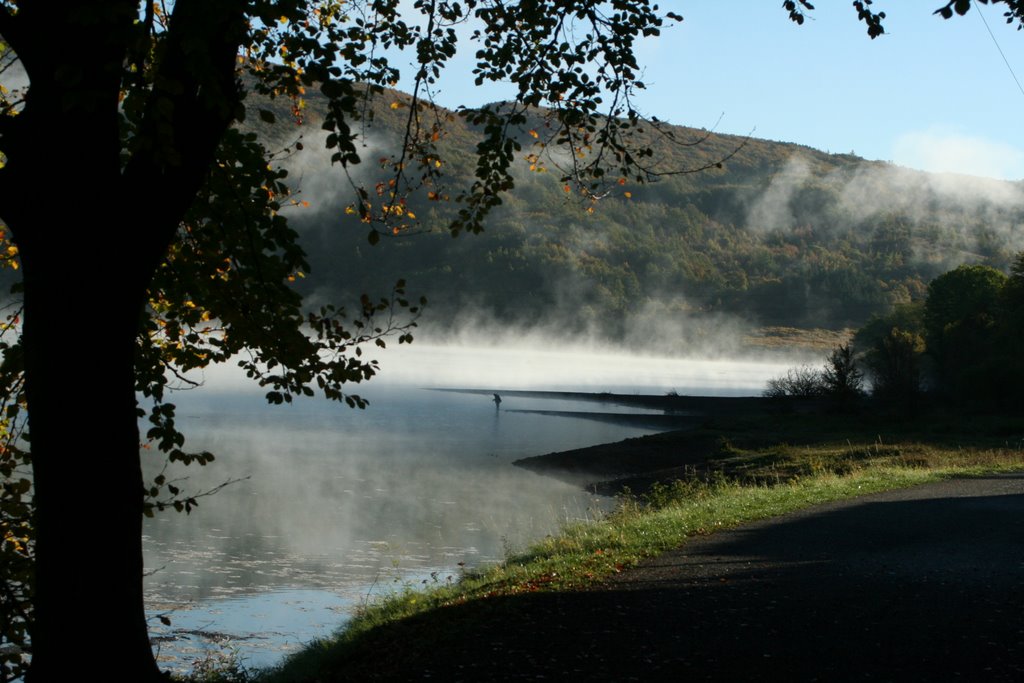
[
  {"xmin": 764, "ymin": 344, "xmax": 865, "ymax": 411},
  {"xmin": 763, "ymin": 364, "xmax": 826, "ymax": 398},
  {"xmin": 821, "ymin": 343, "xmax": 865, "ymax": 403}
]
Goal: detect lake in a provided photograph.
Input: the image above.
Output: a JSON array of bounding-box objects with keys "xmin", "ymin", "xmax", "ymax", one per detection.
[{"xmin": 142, "ymin": 344, "xmax": 798, "ymax": 673}]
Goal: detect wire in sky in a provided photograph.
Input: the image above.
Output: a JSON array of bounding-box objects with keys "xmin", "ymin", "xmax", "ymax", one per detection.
[{"xmin": 977, "ymin": 4, "xmax": 1024, "ymax": 99}]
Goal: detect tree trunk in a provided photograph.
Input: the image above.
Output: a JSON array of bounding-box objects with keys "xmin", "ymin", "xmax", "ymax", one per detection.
[
  {"xmin": 19, "ymin": 245, "xmax": 164, "ymax": 681},
  {"xmin": 0, "ymin": 4, "xmax": 245, "ymax": 677}
]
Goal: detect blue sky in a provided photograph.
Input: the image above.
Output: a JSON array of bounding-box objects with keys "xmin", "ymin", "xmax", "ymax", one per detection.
[{"xmin": 421, "ymin": 2, "xmax": 1024, "ymax": 181}]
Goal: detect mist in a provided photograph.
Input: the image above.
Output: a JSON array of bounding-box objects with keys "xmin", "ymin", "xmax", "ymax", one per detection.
[
  {"xmin": 746, "ymin": 152, "xmax": 1024, "ymax": 267},
  {"xmin": 272, "ymin": 113, "xmax": 1024, "ymax": 342},
  {"xmin": 144, "ymin": 354, "xmax": 694, "ymax": 670}
]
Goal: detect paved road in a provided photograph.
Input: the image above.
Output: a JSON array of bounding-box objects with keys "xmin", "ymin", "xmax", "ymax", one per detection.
[{"xmin": 339, "ymin": 474, "xmax": 1024, "ymax": 681}]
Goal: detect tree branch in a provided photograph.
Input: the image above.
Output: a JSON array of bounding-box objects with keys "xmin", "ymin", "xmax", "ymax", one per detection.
[
  {"xmin": 122, "ymin": 0, "xmax": 248, "ymax": 260},
  {"xmin": 0, "ymin": 6, "xmax": 25, "ymax": 59}
]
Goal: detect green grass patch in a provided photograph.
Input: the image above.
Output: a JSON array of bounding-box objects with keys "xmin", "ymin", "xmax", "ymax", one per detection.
[{"xmin": 255, "ymin": 429, "xmax": 1024, "ymax": 682}]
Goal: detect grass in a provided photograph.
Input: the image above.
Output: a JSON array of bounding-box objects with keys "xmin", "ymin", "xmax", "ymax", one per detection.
[
  {"xmin": 253, "ymin": 415, "xmax": 1024, "ymax": 682},
  {"xmin": 742, "ymin": 326, "xmax": 855, "ymax": 351}
]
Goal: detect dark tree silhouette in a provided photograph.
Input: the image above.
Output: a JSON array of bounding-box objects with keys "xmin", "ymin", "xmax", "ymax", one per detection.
[
  {"xmin": 0, "ymin": 1, "xmax": 686, "ymax": 679},
  {"xmin": 867, "ymin": 327, "xmax": 926, "ymax": 404},
  {"xmin": 822, "ymin": 343, "xmax": 865, "ymax": 408},
  {"xmin": 924, "ymin": 265, "xmax": 1007, "ymax": 402}
]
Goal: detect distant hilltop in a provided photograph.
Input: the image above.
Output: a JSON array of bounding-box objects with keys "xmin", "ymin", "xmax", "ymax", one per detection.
[{"xmin": 246, "ymin": 86, "xmax": 1024, "ymax": 350}]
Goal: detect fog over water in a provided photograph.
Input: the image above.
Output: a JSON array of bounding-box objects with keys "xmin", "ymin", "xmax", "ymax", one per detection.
[{"xmin": 142, "ymin": 343, "xmax": 798, "ymax": 672}]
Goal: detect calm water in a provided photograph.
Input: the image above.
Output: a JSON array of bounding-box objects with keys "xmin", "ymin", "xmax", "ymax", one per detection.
[{"xmin": 142, "ymin": 345, "xmax": 795, "ymax": 673}]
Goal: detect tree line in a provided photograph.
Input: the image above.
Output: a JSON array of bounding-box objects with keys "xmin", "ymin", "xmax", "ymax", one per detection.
[{"xmin": 768, "ymin": 255, "xmax": 1024, "ymax": 413}]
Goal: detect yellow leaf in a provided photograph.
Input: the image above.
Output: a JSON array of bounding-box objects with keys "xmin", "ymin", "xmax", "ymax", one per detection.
[
  {"xmin": 406, "ymin": 211, "xmax": 416, "ymax": 219},
  {"xmin": 390, "ymin": 101, "xmax": 400, "ymax": 110},
  {"xmin": 624, "ymin": 192, "xmax": 632, "ymax": 199},
  {"xmin": 529, "ymin": 129, "xmax": 539, "ymax": 138}
]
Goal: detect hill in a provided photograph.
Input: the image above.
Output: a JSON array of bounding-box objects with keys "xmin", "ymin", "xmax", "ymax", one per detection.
[{"xmin": 249, "ymin": 88, "xmax": 1024, "ymax": 351}]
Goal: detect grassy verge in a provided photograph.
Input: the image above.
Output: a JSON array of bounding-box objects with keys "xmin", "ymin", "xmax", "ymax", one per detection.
[{"xmin": 256, "ymin": 426, "xmax": 1024, "ymax": 682}]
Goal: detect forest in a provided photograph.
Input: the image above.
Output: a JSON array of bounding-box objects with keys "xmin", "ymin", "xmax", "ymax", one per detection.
[{"xmin": 260, "ymin": 88, "xmax": 1024, "ymax": 344}]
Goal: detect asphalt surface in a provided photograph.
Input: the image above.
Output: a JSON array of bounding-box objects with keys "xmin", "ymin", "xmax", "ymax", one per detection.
[{"xmin": 338, "ymin": 474, "xmax": 1024, "ymax": 681}]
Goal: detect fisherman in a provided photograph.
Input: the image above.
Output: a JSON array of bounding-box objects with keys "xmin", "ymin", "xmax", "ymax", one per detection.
[{"xmin": 492, "ymin": 393, "xmax": 502, "ymax": 409}]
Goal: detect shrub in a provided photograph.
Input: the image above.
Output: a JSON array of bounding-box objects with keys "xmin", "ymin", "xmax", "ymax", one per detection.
[
  {"xmin": 821, "ymin": 343, "xmax": 865, "ymax": 403},
  {"xmin": 763, "ymin": 365, "xmax": 826, "ymax": 398}
]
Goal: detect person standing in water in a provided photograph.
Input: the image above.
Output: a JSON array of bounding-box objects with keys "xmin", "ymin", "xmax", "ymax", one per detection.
[{"xmin": 492, "ymin": 393, "xmax": 502, "ymax": 410}]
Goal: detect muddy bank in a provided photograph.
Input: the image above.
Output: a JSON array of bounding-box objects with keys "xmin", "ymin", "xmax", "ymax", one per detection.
[
  {"xmin": 503, "ymin": 409, "xmax": 704, "ymax": 431},
  {"xmin": 514, "ymin": 429, "xmax": 724, "ymax": 493},
  {"xmin": 508, "ymin": 392, "xmax": 820, "ymax": 494}
]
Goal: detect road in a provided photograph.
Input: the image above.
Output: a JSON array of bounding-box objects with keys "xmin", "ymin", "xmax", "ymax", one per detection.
[{"xmin": 332, "ymin": 474, "xmax": 1024, "ymax": 681}]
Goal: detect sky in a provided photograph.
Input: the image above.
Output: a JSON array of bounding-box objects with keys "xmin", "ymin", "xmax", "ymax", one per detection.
[
  {"xmin": 414, "ymin": 2, "xmax": 1024, "ymax": 181},
  {"xmin": 6, "ymin": 3, "xmax": 1019, "ymax": 180}
]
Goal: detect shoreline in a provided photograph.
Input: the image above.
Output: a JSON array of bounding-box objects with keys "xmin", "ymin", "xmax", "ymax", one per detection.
[
  {"xmin": 497, "ymin": 390, "xmax": 819, "ymax": 494},
  {"xmin": 429, "ymin": 387, "xmax": 800, "ymax": 414}
]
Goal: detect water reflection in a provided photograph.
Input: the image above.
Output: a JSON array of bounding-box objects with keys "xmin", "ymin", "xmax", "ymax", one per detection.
[{"xmin": 143, "ymin": 387, "xmax": 645, "ymax": 672}]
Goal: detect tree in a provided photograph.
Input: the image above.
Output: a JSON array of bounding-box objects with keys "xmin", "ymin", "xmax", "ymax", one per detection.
[
  {"xmin": 763, "ymin": 364, "xmax": 826, "ymax": 399},
  {"xmin": 924, "ymin": 264, "xmax": 1007, "ymax": 401},
  {"xmin": 995, "ymin": 252, "xmax": 1024, "ymax": 409},
  {"xmin": 762, "ymin": 344, "xmax": 864, "ymax": 410},
  {"xmin": 821, "ymin": 343, "xmax": 865, "ymax": 408},
  {"xmin": 866, "ymin": 327, "xmax": 927, "ymax": 404},
  {"xmin": 0, "ymin": 1, "xmax": 692, "ymax": 679},
  {"xmin": 924, "ymin": 265, "xmax": 1007, "ymax": 344}
]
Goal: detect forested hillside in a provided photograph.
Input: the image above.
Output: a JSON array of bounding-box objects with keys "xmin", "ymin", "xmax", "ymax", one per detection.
[{"xmin": 254, "ymin": 89, "xmax": 1024, "ymax": 348}]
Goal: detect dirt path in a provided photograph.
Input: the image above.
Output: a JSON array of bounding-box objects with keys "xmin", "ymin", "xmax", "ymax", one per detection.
[{"xmin": 338, "ymin": 474, "xmax": 1024, "ymax": 681}]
